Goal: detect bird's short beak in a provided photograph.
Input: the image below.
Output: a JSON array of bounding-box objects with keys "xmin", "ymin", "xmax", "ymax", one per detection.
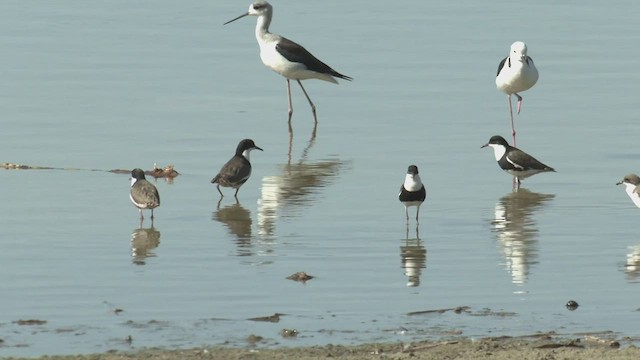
[
  {"xmin": 616, "ymin": 181, "xmax": 623, "ymax": 185},
  {"xmin": 481, "ymin": 143, "xmax": 489, "ymax": 148},
  {"xmin": 224, "ymin": 12, "xmax": 249, "ymax": 25},
  {"xmin": 255, "ymin": 146, "xmax": 264, "ymax": 151}
]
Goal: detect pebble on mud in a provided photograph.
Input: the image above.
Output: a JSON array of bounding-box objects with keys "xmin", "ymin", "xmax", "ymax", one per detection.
[{"xmin": 246, "ymin": 334, "xmax": 264, "ymax": 345}]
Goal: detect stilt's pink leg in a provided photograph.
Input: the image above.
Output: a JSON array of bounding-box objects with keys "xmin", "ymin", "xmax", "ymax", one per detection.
[
  {"xmin": 286, "ymin": 79, "xmax": 293, "ymax": 123},
  {"xmin": 515, "ymin": 93, "xmax": 523, "ymax": 114},
  {"xmin": 508, "ymin": 95, "xmax": 516, "ymax": 147},
  {"xmin": 297, "ymin": 80, "xmax": 318, "ymax": 124}
]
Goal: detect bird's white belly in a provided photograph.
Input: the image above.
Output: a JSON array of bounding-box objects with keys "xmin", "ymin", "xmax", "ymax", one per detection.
[
  {"xmin": 258, "ymin": 43, "xmax": 336, "ymax": 82},
  {"xmin": 403, "ymin": 178, "xmax": 423, "ymax": 192},
  {"xmin": 496, "ymin": 64, "xmax": 539, "ymax": 94},
  {"xmin": 506, "ymin": 168, "xmax": 543, "ymax": 179}
]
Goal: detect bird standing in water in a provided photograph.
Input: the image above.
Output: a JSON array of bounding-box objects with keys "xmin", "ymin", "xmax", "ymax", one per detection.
[
  {"xmin": 481, "ymin": 135, "xmax": 554, "ymax": 189},
  {"xmin": 496, "ymin": 41, "xmax": 538, "ymax": 146},
  {"xmin": 399, "ymin": 165, "xmax": 427, "ymax": 223},
  {"xmin": 224, "ymin": 1, "xmax": 352, "ymax": 124},
  {"xmin": 130, "ymin": 168, "xmax": 160, "ymax": 222},
  {"xmin": 212, "ymin": 139, "xmax": 263, "ymax": 199}
]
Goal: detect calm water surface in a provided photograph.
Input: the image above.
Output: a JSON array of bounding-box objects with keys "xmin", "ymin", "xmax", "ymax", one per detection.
[{"xmin": 2, "ymin": 0, "xmax": 640, "ymax": 356}]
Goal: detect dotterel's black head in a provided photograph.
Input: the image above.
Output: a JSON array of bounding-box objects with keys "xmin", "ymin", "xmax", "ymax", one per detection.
[
  {"xmin": 236, "ymin": 138, "xmax": 263, "ymax": 157},
  {"xmin": 407, "ymin": 165, "xmax": 419, "ymax": 175},
  {"xmin": 131, "ymin": 168, "xmax": 147, "ymax": 181},
  {"xmin": 481, "ymin": 135, "xmax": 510, "ymax": 149}
]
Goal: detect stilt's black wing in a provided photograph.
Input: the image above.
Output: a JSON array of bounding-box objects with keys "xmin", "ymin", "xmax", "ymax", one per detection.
[
  {"xmin": 276, "ymin": 37, "xmax": 352, "ymax": 81},
  {"xmin": 496, "ymin": 56, "xmax": 508, "ymax": 76}
]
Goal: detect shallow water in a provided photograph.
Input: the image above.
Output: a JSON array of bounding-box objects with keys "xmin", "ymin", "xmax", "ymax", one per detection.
[{"xmin": 2, "ymin": 0, "xmax": 640, "ymax": 356}]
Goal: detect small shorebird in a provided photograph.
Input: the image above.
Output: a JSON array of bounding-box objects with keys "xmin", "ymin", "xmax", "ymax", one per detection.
[
  {"xmin": 212, "ymin": 139, "xmax": 263, "ymax": 198},
  {"xmin": 224, "ymin": 1, "xmax": 352, "ymax": 124},
  {"xmin": 481, "ymin": 135, "xmax": 554, "ymax": 188},
  {"xmin": 616, "ymin": 174, "xmax": 640, "ymax": 208},
  {"xmin": 130, "ymin": 168, "xmax": 160, "ymax": 221},
  {"xmin": 398, "ymin": 165, "xmax": 427, "ymax": 223},
  {"xmin": 496, "ymin": 41, "xmax": 539, "ymax": 146}
]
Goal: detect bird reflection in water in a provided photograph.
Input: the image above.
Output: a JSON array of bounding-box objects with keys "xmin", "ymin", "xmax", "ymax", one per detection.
[
  {"xmin": 491, "ymin": 188, "xmax": 554, "ymax": 286},
  {"xmin": 623, "ymin": 244, "xmax": 640, "ymax": 282},
  {"xmin": 400, "ymin": 225, "xmax": 427, "ymax": 287},
  {"xmin": 131, "ymin": 226, "xmax": 161, "ymax": 265},
  {"xmin": 258, "ymin": 130, "xmax": 348, "ymax": 236},
  {"xmin": 213, "ymin": 199, "xmax": 254, "ymax": 257}
]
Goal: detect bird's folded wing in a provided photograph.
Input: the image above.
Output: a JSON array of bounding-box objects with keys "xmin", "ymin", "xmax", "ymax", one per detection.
[
  {"xmin": 223, "ymin": 161, "xmax": 251, "ymax": 184},
  {"xmin": 277, "ymin": 37, "xmax": 335, "ymax": 74}
]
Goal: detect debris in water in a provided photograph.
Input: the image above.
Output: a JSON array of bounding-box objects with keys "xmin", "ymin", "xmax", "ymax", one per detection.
[{"xmin": 286, "ymin": 271, "xmax": 314, "ymax": 282}]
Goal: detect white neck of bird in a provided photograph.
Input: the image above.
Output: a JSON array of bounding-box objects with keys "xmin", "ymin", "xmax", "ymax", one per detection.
[
  {"xmin": 130, "ymin": 177, "xmax": 138, "ymax": 186},
  {"xmin": 404, "ymin": 174, "xmax": 423, "ymax": 191},
  {"xmin": 623, "ymin": 183, "xmax": 640, "ymax": 208},
  {"xmin": 490, "ymin": 144, "xmax": 506, "ymax": 161},
  {"xmin": 242, "ymin": 149, "xmax": 252, "ymax": 161},
  {"xmin": 255, "ymin": 14, "xmax": 270, "ymax": 39},
  {"xmin": 624, "ymin": 182, "xmax": 637, "ymax": 196}
]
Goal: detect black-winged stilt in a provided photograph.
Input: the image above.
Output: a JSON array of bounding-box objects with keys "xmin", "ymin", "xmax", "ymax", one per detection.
[
  {"xmin": 224, "ymin": 1, "xmax": 352, "ymax": 124},
  {"xmin": 496, "ymin": 41, "xmax": 538, "ymax": 146}
]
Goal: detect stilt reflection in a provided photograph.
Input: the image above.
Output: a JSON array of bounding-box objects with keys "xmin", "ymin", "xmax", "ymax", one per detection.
[
  {"xmin": 258, "ymin": 129, "xmax": 347, "ymax": 236},
  {"xmin": 491, "ymin": 188, "xmax": 554, "ymax": 285}
]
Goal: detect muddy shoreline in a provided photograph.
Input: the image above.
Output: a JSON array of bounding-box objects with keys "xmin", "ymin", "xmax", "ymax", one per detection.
[{"xmin": 3, "ymin": 335, "xmax": 640, "ymax": 360}]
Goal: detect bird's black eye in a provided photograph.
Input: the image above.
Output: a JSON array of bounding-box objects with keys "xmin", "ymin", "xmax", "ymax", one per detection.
[{"xmin": 253, "ymin": 3, "xmax": 265, "ymax": 10}]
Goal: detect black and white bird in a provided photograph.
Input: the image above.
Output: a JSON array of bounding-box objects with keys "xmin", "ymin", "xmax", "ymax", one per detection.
[
  {"xmin": 398, "ymin": 165, "xmax": 427, "ymax": 223},
  {"xmin": 224, "ymin": 1, "xmax": 352, "ymax": 124},
  {"xmin": 616, "ymin": 174, "xmax": 640, "ymax": 208},
  {"xmin": 212, "ymin": 139, "xmax": 263, "ymax": 198},
  {"xmin": 496, "ymin": 41, "xmax": 539, "ymax": 146},
  {"xmin": 481, "ymin": 135, "xmax": 554, "ymax": 187},
  {"xmin": 129, "ymin": 168, "xmax": 160, "ymax": 221}
]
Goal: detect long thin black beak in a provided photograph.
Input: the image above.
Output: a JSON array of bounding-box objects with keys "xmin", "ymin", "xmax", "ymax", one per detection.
[
  {"xmin": 480, "ymin": 143, "xmax": 489, "ymax": 148},
  {"xmin": 616, "ymin": 181, "xmax": 623, "ymax": 185},
  {"xmin": 254, "ymin": 146, "xmax": 264, "ymax": 151},
  {"xmin": 224, "ymin": 12, "xmax": 249, "ymax": 25}
]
